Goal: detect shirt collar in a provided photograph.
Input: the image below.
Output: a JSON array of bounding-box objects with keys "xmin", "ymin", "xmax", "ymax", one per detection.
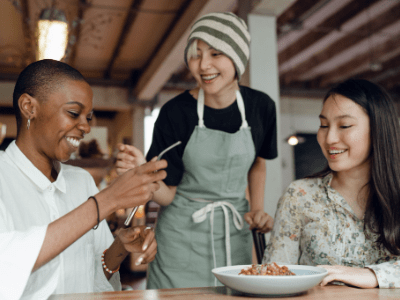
[
  {"xmin": 5, "ymin": 140, "xmax": 67, "ymax": 193},
  {"xmin": 321, "ymin": 172, "xmax": 360, "ymax": 219},
  {"xmin": 321, "ymin": 172, "xmax": 333, "ymax": 187}
]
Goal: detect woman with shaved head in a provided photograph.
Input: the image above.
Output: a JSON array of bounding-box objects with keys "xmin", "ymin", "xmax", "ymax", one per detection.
[{"xmin": 0, "ymin": 59, "xmax": 167, "ymax": 299}]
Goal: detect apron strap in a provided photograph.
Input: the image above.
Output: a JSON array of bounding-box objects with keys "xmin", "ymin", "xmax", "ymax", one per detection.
[
  {"xmin": 192, "ymin": 201, "xmax": 244, "ymax": 269},
  {"xmin": 197, "ymin": 89, "xmax": 205, "ymax": 128},
  {"xmin": 236, "ymin": 90, "xmax": 248, "ymax": 129},
  {"xmin": 197, "ymin": 88, "xmax": 248, "ymax": 129}
]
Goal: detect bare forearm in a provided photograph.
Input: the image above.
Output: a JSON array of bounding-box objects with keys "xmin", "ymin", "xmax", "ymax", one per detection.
[
  {"xmin": 33, "ymin": 160, "xmax": 166, "ymax": 273},
  {"xmin": 33, "ymin": 193, "xmax": 116, "ymax": 272},
  {"xmin": 152, "ymin": 181, "xmax": 177, "ymax": 206},
  {"xmin": 102, "ymin": 236, "xmax": 129, "ymax": 280},
  {"xmin": 319, "ymin": 265, "xmax": 379, "ymax": 288},
  {"xmin": 248, "ymin": 157, "xmax": 266, "ymax": 211}
]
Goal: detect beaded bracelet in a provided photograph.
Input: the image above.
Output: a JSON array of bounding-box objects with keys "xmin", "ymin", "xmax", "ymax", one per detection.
[
  {"xmin": 88, "ymin": 196, "xmax": 100, "ymax": 230},
  {"xmin": 101, "ymin": 249, "xmax": 120, "ymax": 274}
]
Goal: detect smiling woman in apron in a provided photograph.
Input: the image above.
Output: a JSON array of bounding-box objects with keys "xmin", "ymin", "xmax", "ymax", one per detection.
[{"xmin": 116, "ymin": 12, "xmax": 277, "ymax": 289}]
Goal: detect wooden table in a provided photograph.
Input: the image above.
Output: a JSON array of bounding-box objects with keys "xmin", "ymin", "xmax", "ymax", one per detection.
[{"xmin": 48, "ymin": 285, "xmax": 400, "ymax": 300}]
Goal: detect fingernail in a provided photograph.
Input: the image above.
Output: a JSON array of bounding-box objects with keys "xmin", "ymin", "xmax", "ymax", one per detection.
[
  {"xmin": 135, "ymin": 257, "xmax": 144, "ymax": 266},
  {"xmin": 142, "ymin": 244, "xmax": 148, "ymax": 251}
]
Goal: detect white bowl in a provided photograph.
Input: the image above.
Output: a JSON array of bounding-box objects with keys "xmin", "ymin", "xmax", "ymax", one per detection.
[{"xmin": 212, "ymin": 264, "xmax": 328, "ymax": 296}]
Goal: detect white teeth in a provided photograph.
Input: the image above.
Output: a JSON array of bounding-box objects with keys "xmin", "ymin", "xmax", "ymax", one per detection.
[
  {"xmin": 202, "ymin": 74, "xmax": 218, "ymax": 80},
  {"xmin": 329, "ymin": 150, "xmax": 346, "ymax": 154},
  {"xmin": 66, "ymin": 137, "xmax": 81, "ymax": 148}
]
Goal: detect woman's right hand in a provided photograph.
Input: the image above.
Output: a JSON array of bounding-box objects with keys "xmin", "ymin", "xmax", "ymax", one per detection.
[
  {"xmin": 116, "ymin": 226, "xmax": 157, "ymax": 265},
  {"xmin": 115, "ymin": 143, "xmax": 147, "ymax": 175},
  {"xmin": 244, "ymin": 210, "xmax": 274, "ymax": 233},
  {"xmin": 98, "ymin": 159, "xmax": 167, "ymax": 211}
]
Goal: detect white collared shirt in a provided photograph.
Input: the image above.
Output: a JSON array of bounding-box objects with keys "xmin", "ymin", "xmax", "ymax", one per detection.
[{"xmin": 0, "ymin": 141, "xmax": 121, "ymax": 300}]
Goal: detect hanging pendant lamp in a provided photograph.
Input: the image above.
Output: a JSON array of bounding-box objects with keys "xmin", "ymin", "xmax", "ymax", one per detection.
[{"xmin": 37, "ymin": 8, "xmax": 69, "ymax": 61}]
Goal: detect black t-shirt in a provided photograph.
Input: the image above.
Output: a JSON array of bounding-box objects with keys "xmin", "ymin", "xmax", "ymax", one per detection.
[{"xmin": 146, "ymin": 85, "xmax": 278, "ymax": 186}]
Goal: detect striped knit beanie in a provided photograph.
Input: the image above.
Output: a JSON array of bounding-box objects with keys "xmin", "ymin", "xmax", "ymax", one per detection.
[{"xmin": 184, "ymin": 12, "xmax": 251, "ymax": 81}]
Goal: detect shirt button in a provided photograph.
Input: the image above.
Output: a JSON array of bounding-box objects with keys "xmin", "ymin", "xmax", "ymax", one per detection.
[{"xmin": 49, "ymin": 186, "xmax": 53, "ymax": 191}]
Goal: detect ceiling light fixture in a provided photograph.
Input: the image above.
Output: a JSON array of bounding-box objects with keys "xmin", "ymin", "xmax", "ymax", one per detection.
[
  {"xmin": 369, "ymin": 62, "xmax": 382, "ymax": 72},
  {"xmin": 0, "ymin": 122, "xmax": 6, "ymax": 146},
  {"xmin": 287, "ymin": 135, "xmax": 299, "ymax": 146},
  {"xmin": 285, "ymin": 100, "xmax": 305, "ymax": 146},
  {"xmin": 37, "ymin": 8, "xmax": 69, "ymax": 61},
  {"xmin": 286, "ymin": 134, "xmax": 305, "ymax": 146}
]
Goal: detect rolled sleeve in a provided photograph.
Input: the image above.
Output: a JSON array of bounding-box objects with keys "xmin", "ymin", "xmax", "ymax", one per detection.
[
  {"xmin": 366, "ymin": 259, "xmax": 400, "ymax": 288},
  {"xmin": 0, "ymin": 225, "xmax": 48, "ymax": 300}
]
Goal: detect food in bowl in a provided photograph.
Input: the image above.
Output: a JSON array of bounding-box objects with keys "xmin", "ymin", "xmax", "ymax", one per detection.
[{"xmin": 239, "ymin": 262, "xmax": 295, "ymax": 276}]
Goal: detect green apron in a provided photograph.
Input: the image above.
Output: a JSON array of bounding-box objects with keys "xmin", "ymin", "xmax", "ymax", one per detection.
[{"xmin": 147, "ymin": 89, "xmax": 255, "ymax": 289}]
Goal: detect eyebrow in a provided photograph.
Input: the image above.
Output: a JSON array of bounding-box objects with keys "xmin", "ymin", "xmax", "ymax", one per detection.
[
  {"xmin": 66, "ymin": 101, "xmax": 84, "ymax": 108},
  {"xmin": 66, "ymin": 102, "xmax": 93, "ymax": 115},
  {"xmin": 319, "ymin": 114, "xmax": 356, "ymax": 120}
]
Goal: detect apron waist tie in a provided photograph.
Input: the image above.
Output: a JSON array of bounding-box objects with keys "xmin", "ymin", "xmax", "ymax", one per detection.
[{"xmin": 191, "ymin": 200, "xmax": 244, "ymax": 268}]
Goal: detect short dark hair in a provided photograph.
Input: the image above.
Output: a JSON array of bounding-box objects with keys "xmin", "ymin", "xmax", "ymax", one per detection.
[
  {"xmin": 13, "ymin": 59, "xmax": 87, "ymax": 132},
  {"xmin": 311, "ymin": 79, "xmax": 400, "ymax": 255}
]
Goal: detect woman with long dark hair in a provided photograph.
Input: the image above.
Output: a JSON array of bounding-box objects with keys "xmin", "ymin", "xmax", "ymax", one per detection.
[{"xmin": 264, "ymin": 79, "xmax": 400, "ymax": 288}]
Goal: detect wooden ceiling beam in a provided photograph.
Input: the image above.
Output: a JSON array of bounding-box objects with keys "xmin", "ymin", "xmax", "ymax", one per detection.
[
  {"xmin": 277, "ymin": 0, "xmax": 319, "ymax": 34},
  {"xmin": 131, "ymin": 0, "xmax": 193, "ymax": 85},
  {"xmin": 371, "ymin": 65, "xmax": 400, "ymax": 86},
  {"xmin": 378, "ymin": 69, "xmax": 400, "ymax": 90},
  {"xmin": 103, "ymin": 0, "xmax": 144, "ymax": 79},
  {"xmin": 278, "ymin": 0, "xmax": 379, "ymax": 65},
  {"xmin": 20, "ymin": 0, "xmax": 36, "ymax": 66},
  {"xmin": 132, "ymin": 0, "xmax": 207, "ymax": 100},
  {"xmin": 251, "ymin": 0, "xmax": 296, "ymax": 16},
  {"xmin": 282, "ymin": 0, "xmax": 400, "ymax": 84},
  {"xmin": 355, "ymin": 53, "xmax": 400, "ymax": 82},
  {"xmin": 67, "ymin": 0, "xmax": 86, "ymax": 67},
  {"xmin": 314, "ymin": 32, "xmax": 400, "ymax": 88}
]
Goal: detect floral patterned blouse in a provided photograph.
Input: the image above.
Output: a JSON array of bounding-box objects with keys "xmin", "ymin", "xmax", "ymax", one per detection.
[{"xmin": 263, "ymin": 173, "xmax": 400, "ymax": 288}]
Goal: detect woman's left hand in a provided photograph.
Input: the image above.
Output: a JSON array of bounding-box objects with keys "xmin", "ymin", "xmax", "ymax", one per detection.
[
  {"xmin": 115, "ymin": 143, "xmax": 147, "ymax": 175},
  {"xmin": 244, "ymin": 210, "xmax": 274, "ymax": 233},
  {"xmin": 117, "ymin": 225, "xmax": 157, "ymax": 265},
  {"xmin": 318, "ymin": 265, "xmax": 378, "ymax": 288}
]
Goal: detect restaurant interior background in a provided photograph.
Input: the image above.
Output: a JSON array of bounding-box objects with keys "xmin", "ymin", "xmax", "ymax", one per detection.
[{"xmin": 0, "ymin": 0, "xmax": 400, "ymax": 286}]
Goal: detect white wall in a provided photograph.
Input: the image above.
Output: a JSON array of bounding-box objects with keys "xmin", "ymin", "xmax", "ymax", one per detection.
[
  {"xmin": 248, "ymin": 14, "xmax": 282, "ymax": 219},
  {"xmin": 280, "ymin": 97, "xmax": 323, "ymax": 190}
]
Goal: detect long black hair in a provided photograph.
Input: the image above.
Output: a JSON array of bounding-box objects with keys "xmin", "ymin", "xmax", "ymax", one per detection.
[{"xmin": 311, "ymin": 79, "xmax": 400, "ymax": 255}]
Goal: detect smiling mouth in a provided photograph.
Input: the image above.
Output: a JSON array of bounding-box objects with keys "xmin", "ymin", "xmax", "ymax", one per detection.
[
  {"xmin": 65, "ymin": 137, "xmax": 81, "ymax": 148},
  {"xmin": 328, "ymin": 149, "xmax": 347, "ymax": 159},
  {"xmin": 328, "ymin": 149, "xmax": 346, "ymax": 155},
  {"xmin": 201, "ymin": 74, "xmax": 219, "ymax": 82}
]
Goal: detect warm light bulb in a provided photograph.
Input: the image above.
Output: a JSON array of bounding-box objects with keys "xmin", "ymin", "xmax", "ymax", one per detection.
[
  {"xmin": 37, "ymin": 19, "xmax": 68, "ymax": 61},
  {"xmin": 287, "ymin": 135, "xmax": 299, "ymax": 146},
  {"xmin": 0, "ymin": 123, "xmax": 6, "ymax": 145},
  {"xmin": 135, "ymin": 205, "xmax": 145, "ymax": 219}
]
